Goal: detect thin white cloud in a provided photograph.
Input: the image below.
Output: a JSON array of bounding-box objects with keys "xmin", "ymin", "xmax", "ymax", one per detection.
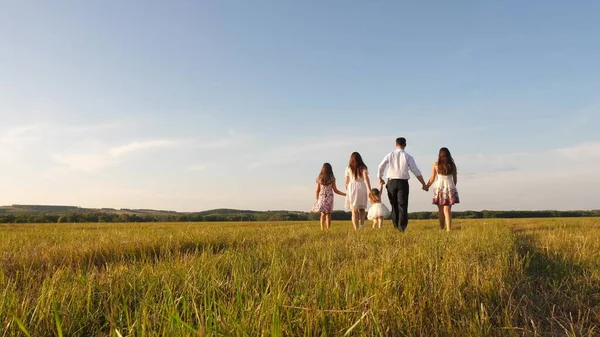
[
  {"xmin": 1, "ymin": 121, "xmax": 123, "ymax": 139},
  {"xmin": 246, "ymin": 134, "xmax": 392, "ymax": 169},
  {"xmin": 569, "ymin": 101, "xmax": 599, "ymax": 128},
  {"xmin": 458, "ymin": 152, "xmax": 531, "ymax": 176},
  {"xmin": 54, "ymin": 139, "xmax": 182, "ymax": 173},
  {"xmin": 453, "ymin": 141, "xmax": 600, "ymax": 210},
  {"xmin": 189, "ymin": 163, "xmax": 212, "ymax": 171},
  {"xmin": 53, "ymin": 154, "xmax": 119, "ymax": 173},
  {"xmin": 53, "ymin": 121, "xmax": 124, "ymax": 135},
  {"xmin": 109, "ymin": 139, "xmax": 180, "ymax": 157},
  {"xmin": 0, "ymin": 124, "xmax": 46, "ymax": 161},
  {"xmin": 556, "ymin": 142, "xmax": 600, "ymax": 161},
  {"xmin": 453, "ymin": 47, "xmax": 473, "ymax": 59},
  {"xmin": 0, "ymin": 121, "xmax": 124, "ymax": 154},
  {"xmin": 0, "ymin": 124, "xmax": 43, "ymax": 144},
  {"xmin": 50, "ymin": 130, "xmax": 249, "ymax": 173},
  {"xmin": 194, "ymin": 129, "xmax": 254, "ymax": 150}
]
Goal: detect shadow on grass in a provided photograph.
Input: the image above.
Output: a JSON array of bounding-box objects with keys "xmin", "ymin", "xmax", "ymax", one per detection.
[{"xmin": 512, "ymin": 233, "xmax": 600, "ymax": 336}]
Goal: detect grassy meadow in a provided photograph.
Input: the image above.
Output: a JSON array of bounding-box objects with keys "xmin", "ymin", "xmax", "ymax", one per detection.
[{"xmin": 1, "ymin": 218, "xmax": 599, "ymax": 336}]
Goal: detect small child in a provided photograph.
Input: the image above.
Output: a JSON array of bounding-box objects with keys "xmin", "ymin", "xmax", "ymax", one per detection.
[
  {"xmin": 367, "ymin": 185, "xmax": 391, "ymax": 229},
  {"xmin": 312, "ymin": 163, "xmax": 346, "ymax": 230}
]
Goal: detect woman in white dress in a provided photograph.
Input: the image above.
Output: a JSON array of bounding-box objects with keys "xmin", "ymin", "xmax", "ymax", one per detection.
[
  {"xmin": 426, "ymin": 147, "xmax": 460, "ymax": 231},
  {"xmin": 345, "ymin": 152, "xmax": 371, "ymax": 230}
]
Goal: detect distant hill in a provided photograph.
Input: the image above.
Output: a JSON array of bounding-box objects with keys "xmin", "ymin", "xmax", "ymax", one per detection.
[
  {"xmin": 0, "ymin": 205, "xmax": 314, "ymax": 223},
  {"xmin": 1, "ymin": 205, "xmax": 177, "ymax": 216},
  {"xmin": 0, "ymin": 205, "xmax": 85, "ymax": 214},
  {"xmin": 0, "ymin": 204, "xmax": 598, "ymax": 223}
]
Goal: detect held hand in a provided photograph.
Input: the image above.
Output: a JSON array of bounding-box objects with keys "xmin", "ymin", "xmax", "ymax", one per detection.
[
  {"xmin": 422, "ymin": 184, "xmax": 429, "ymax": 192},
  {"xmin": 378, "ymin": 178, "xmax": 385, "ymax": 186}
]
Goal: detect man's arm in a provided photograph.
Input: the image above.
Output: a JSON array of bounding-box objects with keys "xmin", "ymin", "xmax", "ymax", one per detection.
[
  {"xmin": 407, "ymin": 155, "xmax": 427, "ymax": 190},
  {"xmin": 377, "ymin": 154, "xmax": 389, "ymax": 185},
  {"xmin": 416, "ymin": 175, "xmax": 427, "ymax": 190}
]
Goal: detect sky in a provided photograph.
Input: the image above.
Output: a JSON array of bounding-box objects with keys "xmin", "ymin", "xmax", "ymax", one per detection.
[{"xmin": 1, "ymin": 1, "xmax": 599, "ymax": 212}]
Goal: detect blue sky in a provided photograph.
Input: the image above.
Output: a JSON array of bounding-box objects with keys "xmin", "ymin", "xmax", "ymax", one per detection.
[{"xmin": 1, "ymin": 1, "xmax": 599, "ymax": 212}]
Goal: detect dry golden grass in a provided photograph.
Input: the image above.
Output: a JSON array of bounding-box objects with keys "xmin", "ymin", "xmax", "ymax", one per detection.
[{"xmin": 0, "ymin": 218, "xmax": 599, "ymax": 336}]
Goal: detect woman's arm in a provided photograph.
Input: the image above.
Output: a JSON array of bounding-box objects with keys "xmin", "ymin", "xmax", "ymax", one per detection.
[
  {"xmin": 363, "ymin": 170, "xmax": 372, "ymax": 191},
  {"xmin": 453, "ymin": 171, "xmax": 457, "ymax": 185},
  {"xmin": 332, "ymin": 180, "xmax": 346, "ymax": 196},
  {"xmin": 344, "ymin": 175, "xmax": 349, "ymax": 189},
  {"xmin": 315, "ymin": 183, "xmax": 321, "ymax": 200},
  {"xmin": 426, "ymin": 163, "xmax": 437, "ymax": 188}
]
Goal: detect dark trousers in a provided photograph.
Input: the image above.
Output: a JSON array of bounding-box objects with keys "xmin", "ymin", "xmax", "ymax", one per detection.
[{"xmin": 386, "ymin": 179, "xmax": 409, "ymax": 231}]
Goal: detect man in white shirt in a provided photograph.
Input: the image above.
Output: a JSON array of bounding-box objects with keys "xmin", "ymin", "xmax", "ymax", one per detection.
[{"xmin": 377, "ymin": 137, "xmax": 427, "ymax": 231}]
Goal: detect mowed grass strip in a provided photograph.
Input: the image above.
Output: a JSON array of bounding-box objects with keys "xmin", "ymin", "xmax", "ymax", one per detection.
[
  {"xmin": 0, "ymin": 219, "xmax": 599, "ymax": 336},
  {"xmin": 511, "ymin": 218, "xmax": 600, "ymax": 336}
]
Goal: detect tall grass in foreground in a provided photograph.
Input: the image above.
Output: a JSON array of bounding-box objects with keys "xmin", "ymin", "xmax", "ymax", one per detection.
[{"xmin": 0, "ymin": 219, "xmax": 599, "ymax": 336}]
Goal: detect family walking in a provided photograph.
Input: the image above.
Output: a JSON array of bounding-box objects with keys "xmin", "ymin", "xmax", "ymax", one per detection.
[{"xmin": 313, "ymin": 137, "xmax": 460, "ymax": 231}]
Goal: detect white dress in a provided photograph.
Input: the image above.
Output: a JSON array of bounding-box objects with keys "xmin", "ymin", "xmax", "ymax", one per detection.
[
  {"xmin": 345, "ymin": 167, "xmax": 368, "ymax": 210},
  {"xmin": 367, "ymin": 203, "xmax": 391, "ymax": 220},
  {"xmin": 432, "ymin": 165, "xmax": 460, "ymax": 206}
]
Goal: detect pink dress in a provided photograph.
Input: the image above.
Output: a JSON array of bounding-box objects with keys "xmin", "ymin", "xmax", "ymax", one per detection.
[{"xmin": 312, "ymin": 184, "xmax": 334, "ymax": 213}]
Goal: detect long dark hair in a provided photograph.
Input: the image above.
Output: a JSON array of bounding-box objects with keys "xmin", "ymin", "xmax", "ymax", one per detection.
[
  {"xmin": 316, "ymin": 163, "xmax": 335, "ymax": 185},
  {"xmin": 437, "ymin": 147, "xmax": 456, "ymax": 175},
  {"xmin": 348, "ymin": 152, "xmax": 367, "ymax": 179}
]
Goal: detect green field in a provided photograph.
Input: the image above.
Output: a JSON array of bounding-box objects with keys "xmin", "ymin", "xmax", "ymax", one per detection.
[{"xmin": 1, "ymin": 219, "xmax": 599, "ymax": 336}]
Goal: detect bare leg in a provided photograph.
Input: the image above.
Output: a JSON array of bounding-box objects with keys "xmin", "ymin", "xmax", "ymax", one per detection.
[
  {"xmin": 437, "ymin": 205, "xmax": 445, "ymax": 230},
  {"xmin": 351, "ymin": 209, "xmax": 359, "ymax": 230},
  {"xmin": 444, "ymin": 205, "xmax": 452, "ymax": 231},
  {"xmin": 325, "ymin": 213, "xmax": 331, "ymax": 229},
  {"xmin": 372, "ymin": 219, "xmax": 376, "ymax": 229},
  {"xmin": 320, "ymin": 213, "xmax": 326, "ymax": 230},
  {"xmin": 378, "ymin": 217, "xmax": 383, "ymax": 229},
  {"xmin": 359, "ymin": 209, "xmax": 366, "ymax": 229}
]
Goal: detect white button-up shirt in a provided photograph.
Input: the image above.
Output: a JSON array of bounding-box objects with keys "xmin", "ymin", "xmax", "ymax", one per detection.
[{"xmin": 377, "ymin": 149, "xmax": 422, "ymax": 180}]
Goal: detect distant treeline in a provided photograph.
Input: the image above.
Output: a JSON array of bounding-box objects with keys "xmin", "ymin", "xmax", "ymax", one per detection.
[
  {"xmin": 410, "ymin": 210, "xmax": 600, "ymax": 219},
  {"xmin": 0, "ymin": 208, "xmax": 599, "ymax": 223}
]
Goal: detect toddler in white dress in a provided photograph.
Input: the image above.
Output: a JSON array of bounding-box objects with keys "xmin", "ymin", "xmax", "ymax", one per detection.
[{"xmin": 367, "ymin": 185, "xmax": 391, "ymax": 229}]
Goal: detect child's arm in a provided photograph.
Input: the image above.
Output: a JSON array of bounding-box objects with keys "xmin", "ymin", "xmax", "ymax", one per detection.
[
  {"xmin": 315, "ymin": 183, "xmax": 321, "ymax": 200},
  {"xmin": 332, "ymin": 179, "xmax": 346, "ymax": 196}
]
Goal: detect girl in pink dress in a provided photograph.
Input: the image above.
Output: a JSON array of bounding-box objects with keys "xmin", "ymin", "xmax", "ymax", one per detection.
[{"xmin": 312, "ymin": 163, "xmax": 346, "ymax": 230}]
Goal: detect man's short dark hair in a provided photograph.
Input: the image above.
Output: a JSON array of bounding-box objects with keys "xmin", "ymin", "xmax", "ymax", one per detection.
[{"xmin": 396, "ymin": 137, "xmax": 406, "ymax": 147}]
